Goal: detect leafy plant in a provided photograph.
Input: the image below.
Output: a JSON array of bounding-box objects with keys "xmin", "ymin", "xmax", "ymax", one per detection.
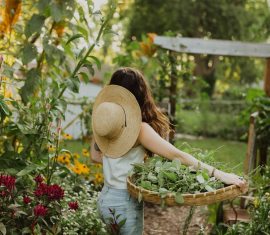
[
  {"xmin": 0, "ymin": 173, "xmax": 66, "ymax": 234},
  {"xmin": 0, "ymin": 0, "xmax": 116, "ymax": 177},
  {"xmin": 57, "ymin": 175, "xmax": 107, "ymax": 235},
  {"xmin": 132, "ymin": 155, "xmax": 224, "ymax": 204}
]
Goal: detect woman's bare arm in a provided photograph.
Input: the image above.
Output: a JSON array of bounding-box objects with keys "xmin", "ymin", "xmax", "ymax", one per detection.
[
  {"xmin": 90, "ymin": 137, "xmax": 103, "ymax": 164},
  {"xmin": 138, "ymin": 122, "xmax": 247, "ymax": 192}
]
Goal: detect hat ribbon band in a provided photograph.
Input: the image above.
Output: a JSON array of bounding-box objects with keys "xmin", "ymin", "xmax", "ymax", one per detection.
[{"xmin": 119, "ymin": 104, "xmax": 127, "ymax": 127}]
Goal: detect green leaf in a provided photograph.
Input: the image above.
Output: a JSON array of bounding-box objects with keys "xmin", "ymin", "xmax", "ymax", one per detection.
[
  {"xmin": 17, "ymin": 164, "xmax": 38, "ymax": 177},
  {"xmin": 79, "ymin": 72, "xmax": 89, "ymax": 83},
  {"xmin": 88, "ymin": 56, "xmax": 101, "ymax": 70},
  {"xmin": 50, "ymin": 2, "xmax": 63, "ymax": 22},
  {"xmin": 175, "ymin": 192, "xmax": 184, "ymax": 204},
  {"xmin": 22, "ymin": 227, "xmax": 32, "ymax": 234},
  {"xmin": 140, "ymin": 180, "xmax": 152, "ymax": 190},
  {"xmin": 147, "ymin": 172, "xmax": 158, "ymax": 183},
  {"xmin": 118, "ymin": 218, "xmax": 127, "ymax": 228},
  {"xmin": 25, "ymin": 14, "xmax": 45, "ymax": 38},
  {"xmin": 163, "ymin": 171, "xmax": 177, "ymax": 181},
  {"xmin": 103, "ymin": 28, "xmax": 118, "ymax": 36},
  {"xmin": 201, "ymin": 170, "xmax": 209, "ymax": 181},
  {"xmin": 172, "ymin": 159, "xmax": 181, "ymax": 171},
  {"xmin": 66, "ymin": 34, "xmax": 84, "ymax": 45},
  {"xmin": 19, "ymin": 68, "xmax": 40, "ymax": 104},
  {"xmin": 158, "ymin": 172, "xmax": 164, "ymax": 187},
  {"xmin": 65, "ymin": 76, "xmax": 80, "ymax": 93},
  {"xmin": 205, "ymin": 185, "xmax": 214, "ymax": 192},
  {"xmin": 0, "ymin": 222, "xmax": 6, "ymax": 235},
  {"xmin": 159, "ymin": 187, "xmax": 169, "ymax": 195},
  {"xmin": 82, "ymin": 61, "xmax": 95, "ymax": 76},
  {"xmin": 0, "ymin": 98, "xmax": 11, "ymax": 121},
  {"xmin": 60, "ymin": 149, "xmax": 72, "ymax": 154},
  {"xmin": 196, "ymin": 174, "xmax": 205, "ymax": 184},
  {"xmin": 21, "ymin": 43, "xmax": 37, "ymax": 65},
  {"xmin": 77, "ymin": 47, "xmax": 86, "ymax": 59}
]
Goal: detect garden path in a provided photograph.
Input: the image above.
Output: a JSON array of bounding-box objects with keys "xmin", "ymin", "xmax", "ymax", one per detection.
[{"xmin": 143, "ymin": 202, "xmax": 211, "ymax": 235}]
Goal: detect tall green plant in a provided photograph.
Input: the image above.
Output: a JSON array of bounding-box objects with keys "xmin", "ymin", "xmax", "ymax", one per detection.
[{"xmin": 0, "ymin": 0, "xmax": 116, "ymax": 178}]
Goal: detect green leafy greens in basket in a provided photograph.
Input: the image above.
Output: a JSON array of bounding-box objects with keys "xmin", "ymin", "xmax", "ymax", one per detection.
[{"xmin": 131, "ymin": 156, "xmax": 225, "ymax": 202}]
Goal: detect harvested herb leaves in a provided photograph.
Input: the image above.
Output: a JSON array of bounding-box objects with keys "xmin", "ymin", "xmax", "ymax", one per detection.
[{"xmin": 131, "ymin": 156, "xmax": 225, "ymax": 200}]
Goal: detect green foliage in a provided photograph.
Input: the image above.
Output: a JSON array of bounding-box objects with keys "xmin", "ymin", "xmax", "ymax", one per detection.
[
  {"xmin": 0, "ymin": 0, "xmax": 116, "ymax": 175},
  {"xmin": 122, "ymin": 0, "xmax": 270, "ymax": 96},
  {"xmin": 239, "ymin": 89, "xmax": 270, "ymax": 147},
  {"xmin": 56, "ymin": 175, "xmax": 108, "ymax": 235},
  {"xmin": 176, "ymin": 100, "xmax": 246, "ymax": 140},
  {"xmin": 131, "ymin": 152, "xmax": 225, "ymax": 205},
  {"xmin": 0, "ymin": 1, "xmax": 116, "ymax": 231},
  {"xmin": 125, "ymin": 0, "xmax": 270, "ymax": 42},
  {"xmin": 215, "ymin": 166, "xmax": 270, "ymax": 234},
  {"xmin": 175, "ymin": 139, "xmax": 246, "ymax": 175}
]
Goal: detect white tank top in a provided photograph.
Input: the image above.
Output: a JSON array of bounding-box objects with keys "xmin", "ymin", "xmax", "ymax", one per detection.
[{"xmin": 103, "ymin": 145, "xmax": 145, "ymax": 189}]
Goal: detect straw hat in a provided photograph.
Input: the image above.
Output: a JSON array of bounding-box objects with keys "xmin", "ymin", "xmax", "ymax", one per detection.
[{"xmin": 91, "ymin": 85, "xmax": 142, "ymax": 158}]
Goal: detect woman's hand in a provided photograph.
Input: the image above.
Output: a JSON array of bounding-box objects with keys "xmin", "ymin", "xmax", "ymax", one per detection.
[{"xmin": 215, "ymin": 170, "xmax": 248, "ymax": 193}]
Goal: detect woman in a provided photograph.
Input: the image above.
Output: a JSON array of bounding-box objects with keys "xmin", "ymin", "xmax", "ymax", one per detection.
[{"xmin": 91, "ymin": 67, "xmax": 247, "ymax": 235}]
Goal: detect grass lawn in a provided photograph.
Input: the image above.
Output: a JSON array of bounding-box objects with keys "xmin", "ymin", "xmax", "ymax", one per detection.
[
  {"xmin": 65, "ymin": 138, "xmax": 247, "ymax": 174},
  {"xmin": 175, "ymin": 138, "xmax": 247, "ymax": 174},
  {"xmin": 62, "ymin": 140, "xmax": 90, "ymax": 153}
]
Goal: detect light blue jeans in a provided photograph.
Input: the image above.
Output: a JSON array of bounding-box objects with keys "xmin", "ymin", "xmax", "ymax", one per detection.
[{"xmin": 97, "ymin": 185, "xmax": 144, "ymax": 235}]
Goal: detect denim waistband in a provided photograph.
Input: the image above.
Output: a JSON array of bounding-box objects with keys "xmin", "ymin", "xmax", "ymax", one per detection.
[{"xmin": 101, "ymin": 184, "xmax": 131, "ymax": 199}]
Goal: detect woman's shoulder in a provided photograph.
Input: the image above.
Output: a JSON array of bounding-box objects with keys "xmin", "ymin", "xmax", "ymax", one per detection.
[{"xmin": 141, "ymin": 122, "xmax": 151, "ymax": 129}]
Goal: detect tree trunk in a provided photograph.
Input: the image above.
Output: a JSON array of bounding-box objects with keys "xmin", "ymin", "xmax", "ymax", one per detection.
[{"xmin": 194, "ymin": 55, "xmax": 219, "ymax": 97}]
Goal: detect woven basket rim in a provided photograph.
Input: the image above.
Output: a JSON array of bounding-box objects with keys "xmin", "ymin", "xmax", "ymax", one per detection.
[{"xmin": 127, "ymin": 175, "xmax": 241, "ymax": 199}]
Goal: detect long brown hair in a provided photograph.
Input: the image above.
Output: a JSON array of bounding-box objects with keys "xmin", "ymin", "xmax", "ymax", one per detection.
[{"xmin": 109, "ymin": 67, "xmax": 171, "ymax": 154}]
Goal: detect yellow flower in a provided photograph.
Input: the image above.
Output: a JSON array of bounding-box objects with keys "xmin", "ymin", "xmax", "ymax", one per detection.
[
  {"xmin": 4, "ymin": 88, "xmax": 12, "ymax": 98},
  {"xmin": 73, "ymin": 152, "xmax": 80, "ymax": 159},
  {"xmin": 47, "ymin": 144, "xmax": 56, "ymax": 153},
  {"xmin": 253, "ymin": 197, "xmax": 260, "ymax": 208},
  {"xmin": 57, "ymin": 153, "xmax": 71, "ymax": 165},
  {"xmin": 81, "ymin": 164, "xmax": 90, "ymax": 175},
  {"xmin": 71, "ymin": 166, "xmax": 82, "ymax": 175},
  {"xmin": 95, "ymin": 163, "xmax": 102, "ymax": 169},
  {"xmin": 82, "ymin": 148, "xmax": 89, "ymax": 157},
  {"xmin": 94, "ymin": 173, "xmax": 104, "ymax": 185},
  {"xmin": 62, "ymin": 133, "xmax": 73, "ymax": 140}
]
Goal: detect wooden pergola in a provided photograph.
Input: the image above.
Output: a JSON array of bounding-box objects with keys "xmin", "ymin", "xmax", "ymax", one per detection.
[{"xmin": 154, "ymin": 36, "xmax": 270, "ymax": 174}]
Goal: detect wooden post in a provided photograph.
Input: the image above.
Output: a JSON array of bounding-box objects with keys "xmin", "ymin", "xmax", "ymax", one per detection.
[
  {"xmin": 258, "ymin": 58, "xmax": 270, "ymax": 167},
  {"xmin": 264, "ymin": 58, "xmax": 270, "ymax": 97},
  {"xmin": 243, "ymin": 112, "xmax": 258, "ymax": 175}
]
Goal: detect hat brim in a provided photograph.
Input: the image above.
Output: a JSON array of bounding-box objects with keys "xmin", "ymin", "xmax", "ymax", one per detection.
[{"xmin": 92, "ymin": 85, "xmax": 142, "ymax": 158}]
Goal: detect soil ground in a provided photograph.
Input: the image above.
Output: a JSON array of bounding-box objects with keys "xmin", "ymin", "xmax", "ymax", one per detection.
[{"xmin": 143, "ymin": 202, "xmax": 212, "ymax": 235}]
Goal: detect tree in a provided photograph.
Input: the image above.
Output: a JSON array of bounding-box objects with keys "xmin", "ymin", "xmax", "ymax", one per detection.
[{"xmin": 123, "ymin": 0, "xmax": 270, "ymax": 96}]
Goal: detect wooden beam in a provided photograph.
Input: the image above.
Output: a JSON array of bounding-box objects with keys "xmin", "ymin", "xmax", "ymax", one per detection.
[
  {"xmin": 264, "ymin": 58, "xmax": 270, "ymax": 96},
  {"xmin": 154, "ymin": 36, "xmax": 270, "ymax": 58}
]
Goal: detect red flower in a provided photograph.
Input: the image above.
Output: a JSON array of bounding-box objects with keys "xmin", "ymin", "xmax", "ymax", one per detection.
[
  {"xmin": 68, "ymin": 201, "xmax": 79, "ymax": 210},
  {"xmin": 34, "ymin": 183, "xmax": 48, "ymax": 197},
  {"xmin": 0, "ymin": 174, "xmax": 16, "ymax": 191},
  {"xmin": 34, "ymin": 175, "xmax": 43, "ymax": 184},
  {"xmin": 34, "ymin": 183, "xmax": 64, "ymax": 201},
  {"xmin": 46, "ymin": 184, "xmax": 64, "ymax": 201},
  {"xmin": 23, "ymin": 196, "xmax": 32, "ymax": 204},
  {"xmin": 33, "ymin": 204, "xmax": 47, "ymax": 217}
]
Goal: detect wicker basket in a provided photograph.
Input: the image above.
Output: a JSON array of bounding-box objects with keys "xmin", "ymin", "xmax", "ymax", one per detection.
[{"xmin": 127, "ymin": 175, "xmax": 244, "ymax": 206}]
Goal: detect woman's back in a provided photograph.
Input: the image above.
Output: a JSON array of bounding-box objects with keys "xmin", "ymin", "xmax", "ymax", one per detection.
[{"xmin": 103, "ymin": 145, "xmax": 145, "ymax": 189}]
